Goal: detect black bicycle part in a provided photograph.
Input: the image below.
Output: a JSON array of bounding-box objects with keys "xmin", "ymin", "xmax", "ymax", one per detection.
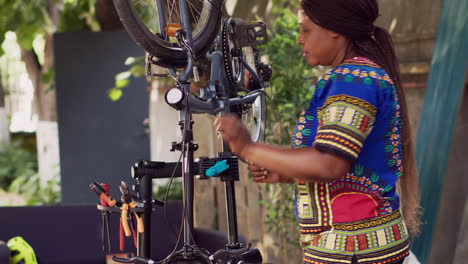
[
  {"xmin": 113, "ymin": 0, "xmax": 223, "ymax": 65},
  {"xmin": 132, "ymin": 160, "xmax": 184, "ymax": 179},
  {"xmin": 222, "ymin": 19, "xmax": 244, "ymax": 88},
  {"xmin": 233, "ymin": 23, "xmax": 267, "ymax": 48},
  {"xmin": 210, "ymin": 247, "xmax": 263, "ymax": 264},
  {"xmin": 222, "ymin": 19, "xmax": 268, "ymax": 94},
  {"xmin": 112, "ymin": 256, "xmax": 152, "ymax": 264}
]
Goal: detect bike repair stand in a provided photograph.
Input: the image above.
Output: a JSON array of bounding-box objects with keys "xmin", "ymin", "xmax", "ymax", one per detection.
[
  {"xmin": 106, "ymin": 3, "xmax": 262, "ymax": 261},
  {"xmin": 153, "ymin": 12, "xmax": 246, "ymax": 261},
  {"xmin": 161, "ymin": 41, "xmax": 245, "ymax": 264}
]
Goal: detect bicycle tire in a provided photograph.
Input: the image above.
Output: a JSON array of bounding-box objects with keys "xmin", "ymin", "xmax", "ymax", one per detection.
[{"xmin": 113, "ymin": 0, "xmax": 223, "ymax": 64}]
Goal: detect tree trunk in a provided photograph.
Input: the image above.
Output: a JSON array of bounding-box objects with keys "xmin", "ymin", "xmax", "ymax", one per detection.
[
  {"xmin": 14, "ymin": 1, "xmax": 62, "ymax": 186},
  {"xmin": 95, "ymin": 0, "xmax": 124, "ymax": 30},
  {"xmin": 0, "ymin": 71, "xmax": 10, "ymax": 147},
  {"xmin": 20, "ymin": 33, "xmax": 60, "ymax": 185}
]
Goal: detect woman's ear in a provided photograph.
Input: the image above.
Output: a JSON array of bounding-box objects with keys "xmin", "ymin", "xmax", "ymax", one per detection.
[{"xmin": 328, "ymin": 30, "xmax": 341, "ymax": 39}]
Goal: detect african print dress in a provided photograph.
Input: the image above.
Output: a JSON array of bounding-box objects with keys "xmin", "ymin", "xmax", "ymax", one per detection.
[{"xmin": 292, "ymin": 57, "xmax": 410, "ymax": 264}]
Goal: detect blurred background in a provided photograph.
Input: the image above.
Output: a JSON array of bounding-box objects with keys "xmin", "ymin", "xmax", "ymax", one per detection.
[{"xmin": 0, "ymin": 0, "xmax": 466, "ymax": 263}]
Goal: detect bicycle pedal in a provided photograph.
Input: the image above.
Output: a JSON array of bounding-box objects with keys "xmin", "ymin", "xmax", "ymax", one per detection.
[{"xmin": 235, "ymin": 22, "xmax": 268, "ymax": 48}]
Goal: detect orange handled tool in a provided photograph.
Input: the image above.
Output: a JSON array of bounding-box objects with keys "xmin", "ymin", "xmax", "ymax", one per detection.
[
  {"xmin": 121, "ymin": 203, "xmax": 131, "ymax": 237},
  {"xmin": 90, "ymin": 183, "xmax": 117, "ymax": 207},
  {"xmin": 128, "ymin": 202, "xmax": 144, "ymax": 233},
  {"xmin": 119, "ymin": 181, "xmax": 145, "ymax": 237}
]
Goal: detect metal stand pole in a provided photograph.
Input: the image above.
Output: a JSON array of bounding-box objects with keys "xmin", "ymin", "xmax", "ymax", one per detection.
[
  {"xmin": 137, "ymin": 173, "xmax": 153, "ymax": 258},
  {"xmin": 222, "ymin": 141, "xmax": 241, "ymax": 248}
]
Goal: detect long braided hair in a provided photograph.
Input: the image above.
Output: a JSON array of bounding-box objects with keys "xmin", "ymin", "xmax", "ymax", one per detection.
[{"xmin": 300, "ymin": 0, "xmax": 421, "ymax": 235}]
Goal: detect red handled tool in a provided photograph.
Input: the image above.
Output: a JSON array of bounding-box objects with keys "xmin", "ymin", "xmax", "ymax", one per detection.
[
  {"xmin": 99, "ymin": 183, "xmax": 112, "ymax": 252},
  {"xmin": 90, "ymin": 182, "xmax": 117, "ymax": 207}
]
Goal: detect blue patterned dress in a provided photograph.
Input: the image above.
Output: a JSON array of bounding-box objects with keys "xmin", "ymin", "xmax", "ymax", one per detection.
[{"xmin": 292, "ymin": 57, "xmax": 410, "ymax": 264}]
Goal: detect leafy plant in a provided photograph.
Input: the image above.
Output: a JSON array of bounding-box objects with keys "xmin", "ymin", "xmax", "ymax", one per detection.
[
  {"xmin": 0, "ymin": 138, "xmax": 60, "ymax": 205},
  {"xmin": 154, "ymin": 179, "xmax": 183, "ymax": 201},
  {"xmin": 108, "ymin": 56, "xmax": 147, "ymax": 101},
  {"xmin": 58, "ymin": 0, "xmax": 99, "ymax": 33},
  {"xmin": 8, "ymin": 170, "xmax": 61, "ymax": 205},
  {"xmin": 0, "ymin": 139, "xmax": 37, "ymax": 190},
  {"xmin": 259, "ymin": 7, "xmax": 317, "ymax": 257}
]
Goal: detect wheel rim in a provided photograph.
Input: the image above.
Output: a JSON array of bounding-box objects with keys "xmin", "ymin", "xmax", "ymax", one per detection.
[
  {"xmin": 243, "ymin": 95, "xmax": 265, "ymax": 143},
  {"xmin": 132, "ymin": 0, "xmax": 214, "ymax": 45}
]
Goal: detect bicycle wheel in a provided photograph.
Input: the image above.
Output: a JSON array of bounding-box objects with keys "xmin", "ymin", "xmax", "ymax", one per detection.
[
  {"xmin": 242, "ymin": 93, "xmax": 266, "ymax": 142},
  {"xmin": 113, "ymin": 0, "xmax": 223, "ymax": 64}
]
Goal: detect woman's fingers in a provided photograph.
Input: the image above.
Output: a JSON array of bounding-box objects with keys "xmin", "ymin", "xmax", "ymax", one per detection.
[
  {"xmin": 251, "ymin": 171, "xmax": 267, "ymax": 177},
  {"xmin": 251, "ymin": 167, "xmax": 270, "ymax": 183},
  {"xmin": 253, "ymin": 176, "xmax": 266, "ymax": 182},
  {"xmin": 248, "ymin": 164, "xmax": 262, "ymax": 172},
  {"xmin": 248, "ymin": 163, "xmax": 270, "ymax": 182},
  {"xmin": 253, "ymin": 173, "xmax": 266, "ymax": 181}
]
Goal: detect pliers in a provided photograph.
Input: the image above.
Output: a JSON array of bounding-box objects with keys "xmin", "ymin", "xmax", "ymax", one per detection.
[
  {"xmin": 90, "ymin": 181, "xmax": 115, "ymax": 252},
  {"xmin": 119, "ymin": 181, "xmax": 144, "ymax": 239}
]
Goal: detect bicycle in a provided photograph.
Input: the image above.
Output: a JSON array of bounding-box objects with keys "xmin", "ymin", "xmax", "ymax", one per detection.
[{"xmin": 103, "ymin": 1, "xmax": 272, "ymax": 263}]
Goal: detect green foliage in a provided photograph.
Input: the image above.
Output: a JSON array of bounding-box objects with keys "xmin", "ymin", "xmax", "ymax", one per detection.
[
  {"xmin": 0, "ymin": 139, "xmax": 38, "ymax": 190},
  {"xmin": 9, "ymin": 170, "xmax": 61, "ymax": 205},
  {"xmin": 42, "ymin": 66, "xmax": 56, "ymax": 93},
  {"xmin": 258, "ymin": 7, "xmax": 316, "ymax": 255},
  {"xmin": 58, "ymin": 0, "xmax": 99, "ymax": 32},
  {"xmin": 0, "ymin": 0, "xmax": 49, "ymax": 54},
  {"xmin": 261, "ymin": 9, "xmax": 316, "ymax": 144},
  {"xmin": 0, "ymin": 138, "xmax": 60, "ymax": 205},
  {"xmin": 270, "ymin": 0, "xmax": 300, "ymax": 15},
  {"xmin": 0, "ymin": 0, "xmax": 99, "ymax": 55},
  {"xmin": 109, "ymin": 56, "xmax": 146, "ymax": 101},
  {"xmin": 154, "ymin": 179, "xmax": 183, "ymax": 201}
]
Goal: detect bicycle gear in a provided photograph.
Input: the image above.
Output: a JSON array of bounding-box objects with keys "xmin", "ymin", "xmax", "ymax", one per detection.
[
  {"xmin": 222, "ymin": 19, "xmax": 242, "ymax": 88},
  {"xmin": 222, "ymin": 19, "xmax": 260, "ymax": 91}
]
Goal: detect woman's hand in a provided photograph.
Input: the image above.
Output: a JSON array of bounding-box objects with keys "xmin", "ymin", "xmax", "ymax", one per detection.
[
  {"xmin": 214, "ymin": 114, "xmax": 253, "ymax": 158},
  {"xmin": 248, "ymin": 164, "xmax": 283, "ymax": 183}
]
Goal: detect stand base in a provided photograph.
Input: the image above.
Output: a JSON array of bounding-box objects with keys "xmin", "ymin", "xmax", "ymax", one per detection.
[{"xmin": 166, "ymin": 249, "xmax": 211, "ymax": 264}]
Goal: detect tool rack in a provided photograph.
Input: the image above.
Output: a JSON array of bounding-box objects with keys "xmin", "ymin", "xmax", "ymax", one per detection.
[{"xmin": 95, "ymin": 155, "xmax": 241, "ymax": 260}]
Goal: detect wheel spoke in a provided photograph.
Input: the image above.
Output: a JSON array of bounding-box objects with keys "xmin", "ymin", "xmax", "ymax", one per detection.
[
  {"xmin": 134, "ymin": 0, "xmax": 209, "ymax": 37},
  {"xmin": 124, "ymin": 0, "xmax": 222, "ymax": 61}
]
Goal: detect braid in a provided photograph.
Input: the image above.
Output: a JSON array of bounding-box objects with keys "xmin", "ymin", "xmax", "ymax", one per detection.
[
  {"xmin": 353, "ymin": 26, "xmax": 401, "ymax": 88},
  {"xmin": 301, "ymin": 0, "xmax": 421, "ymax": 235},
  {"xmin": 353, "ymin": 29, "xmax": 421, "ymax": 235}
]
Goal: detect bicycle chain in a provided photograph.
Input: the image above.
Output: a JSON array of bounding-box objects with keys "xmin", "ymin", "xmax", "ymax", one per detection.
[{"xmin": 221, "ymin": 19, "xmax": 261, "ymax": 91}]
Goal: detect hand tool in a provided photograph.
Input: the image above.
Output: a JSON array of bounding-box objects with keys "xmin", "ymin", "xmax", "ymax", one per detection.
[
  {"xmin": 119, "ymin": 181, "xmax": 144, "ymax": 238},
  {"xmin": 99, "ymin": 183, "xmax": 112, "ymax": 252},
  {"xmin": 90, "ymin": 181, "xmax": 117, "ymax": 207}
]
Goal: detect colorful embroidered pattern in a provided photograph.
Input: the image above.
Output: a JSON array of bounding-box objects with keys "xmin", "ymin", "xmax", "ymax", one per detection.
[
  {"xmin": 293, "ymin": 110, "xmax": 316, "ymax": 148},
  {"xmin": 291, "ymin": 57, "xmax": 408, "ymax": 263},
  {"xmin": 319, "ymin": 95, "xmax": 377, "ymax": 116},
  {"xmin": 332, "ymin": 210, "xmax": 403, "ymax": 231},
  {"xmin": 329, "ymin": 164, "xmax": 398, "ymax": 216},
  {"xmin": 384, "ymin": 88, "xmax": 404, "ymax": 176},
  {"xmin": 314, "ymin": 95, "xmax": 377, "ymax": 161},
  {"xmin": 296, "ymin": 182, "xmax": 333, "ymax": 234},
  {"xmin": 302, "ymin": 211, "xmax": 409, "ymax": 264}
]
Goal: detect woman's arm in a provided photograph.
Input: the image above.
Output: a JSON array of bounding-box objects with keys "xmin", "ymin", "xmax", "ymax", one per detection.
[
  {"xmin": 216, "ymin": 114, "xmax": 351, "ymax": 183},
  {"xmin": 244, "ymin": 143, "xmax": 350, "ymax": 183}
]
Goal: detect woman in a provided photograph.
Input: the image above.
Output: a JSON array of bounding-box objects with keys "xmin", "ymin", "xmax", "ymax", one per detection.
[{"xmin": 215, "ymin": 0, "xmax": 421, "ymax": 263}]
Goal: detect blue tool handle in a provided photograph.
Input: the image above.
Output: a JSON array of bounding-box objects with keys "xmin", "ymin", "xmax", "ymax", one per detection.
[{"xmin": 206, "ymin": 160, "xmax": 230, "ymax": 177}]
